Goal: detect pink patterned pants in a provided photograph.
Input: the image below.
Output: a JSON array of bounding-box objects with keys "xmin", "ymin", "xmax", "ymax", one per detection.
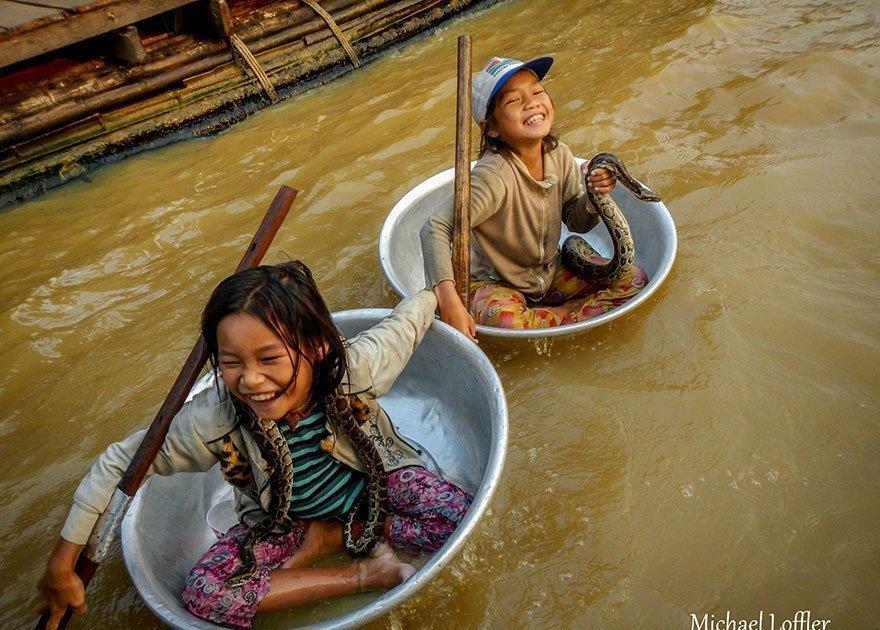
[
  {"xmin": 469, "ymin": 257, "xmax": 648, "ymax": 329},
  {"xmin": 181, "ymin": 466, "xmax": 472, "ymax": 629}
]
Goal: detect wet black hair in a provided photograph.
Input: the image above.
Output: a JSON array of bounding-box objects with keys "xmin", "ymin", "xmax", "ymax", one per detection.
[
  {"xmin": 201, "ymin": 260, "xmax": 347, "ymax": 415},
  {"xmin": 478, "ymin": 90, "xmax": 559, "ymax": 159}
]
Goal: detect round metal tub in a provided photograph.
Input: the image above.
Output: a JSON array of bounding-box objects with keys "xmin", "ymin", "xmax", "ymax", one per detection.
[
  {"xmin": 379, "ymin": 159, "xmax": 677, "ymax": 338},
  {"xmin": 121, "ymin": 310, "xmax": 508, "ymax": 629}
]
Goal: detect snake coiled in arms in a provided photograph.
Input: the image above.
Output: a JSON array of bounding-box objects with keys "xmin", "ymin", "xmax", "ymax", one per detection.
[
  {"xmin": 225, "ymin": 391, "xmax": 387, "ymax": 587},
  {"xmin": 561, "ymin": 152, "xmax": 661, "ymax": 283}
]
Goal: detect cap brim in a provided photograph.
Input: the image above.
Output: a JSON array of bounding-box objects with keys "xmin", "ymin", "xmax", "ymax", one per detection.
[{"xmin": 486, "ymin": 55, "xmax": 554, "ymax": 107}]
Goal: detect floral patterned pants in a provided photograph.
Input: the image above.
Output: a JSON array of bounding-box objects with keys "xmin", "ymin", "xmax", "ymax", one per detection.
[
  {"xmin": 469, "ymin": 255, "xmax": 648, "ymax": 329},
  {"xmin": 181, "ymin": 466, "xmax": 472, "ymax": 629}
]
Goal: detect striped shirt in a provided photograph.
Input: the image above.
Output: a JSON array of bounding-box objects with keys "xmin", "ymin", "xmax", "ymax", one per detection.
[{"xmin": 278, "ymin": 411, "xmax": 366, "ymax": 520}]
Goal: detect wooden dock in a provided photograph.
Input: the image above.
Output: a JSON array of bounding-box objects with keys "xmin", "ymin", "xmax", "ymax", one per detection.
[{"xmin": 0, "ymin": 0, "xmax": 502, "ymax": 209}]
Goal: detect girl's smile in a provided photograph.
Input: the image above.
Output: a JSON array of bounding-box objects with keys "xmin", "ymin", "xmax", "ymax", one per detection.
[
  {"xmin": 489, "ymin": 69, "xmax": 555, "ymax": 149},
  {"xmin": 216, "ymin": 311, "xmax": 315, "ymax": 421}
]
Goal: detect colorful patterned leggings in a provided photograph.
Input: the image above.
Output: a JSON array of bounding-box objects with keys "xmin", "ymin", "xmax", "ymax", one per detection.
[
  {"xmin": 181, "ymin": 466, "xmax": 472, "ymax": 629},
  {"xmin": 470, "ymin": 255, "xmax": 648, "ymax": 329}
]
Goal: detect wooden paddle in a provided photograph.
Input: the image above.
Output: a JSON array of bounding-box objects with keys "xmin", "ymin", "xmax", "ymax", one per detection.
[
  {"xmin": 452, "ymin": 34, "xmax": 472, "ymax": 305},
  {"xmin": 36, "ymin": 185, "xmax": 298, "ymax": 630}
]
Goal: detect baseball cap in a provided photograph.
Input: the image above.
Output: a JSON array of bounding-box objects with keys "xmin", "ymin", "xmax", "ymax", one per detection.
[{"xmin": 471, "ymin": 55, "xmax": 554, "ymax": 124}]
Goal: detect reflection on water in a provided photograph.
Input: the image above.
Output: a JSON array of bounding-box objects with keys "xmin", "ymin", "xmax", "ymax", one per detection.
[{"xmin": 1, "ymin": 0, "xmax": 879, "ymax": 627}]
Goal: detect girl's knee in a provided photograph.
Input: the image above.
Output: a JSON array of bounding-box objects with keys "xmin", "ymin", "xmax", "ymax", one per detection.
[
  {"xmin": 388, "ymin": 516, "xmax": 451, "ymax": 556},
  {"xmin": 182, "ymin": 564, "xmax": 266, "ymax": 629},
  {"xmin": 180, "ymin": 524, "xmax": 275, "ymax": 628},
  {"xmin": 475, "ymin": 303, "xmax": 521, "ymax": 328},
  {"xmin": 469, "ymin": 285, "xmax": 528, "ymax": 328},
  {"xmin": 385, "ymin": 469, "xmax": 473, "ymax": 555},
  {"xmin": 437, "ymin": 487, "xmax": 473, "ymax": 523}
]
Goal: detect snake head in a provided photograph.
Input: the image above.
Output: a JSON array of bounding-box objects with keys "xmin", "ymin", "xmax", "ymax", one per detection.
[{"xmin": 587, "ymin": 152, "xmax": 661, "ymax": 202}]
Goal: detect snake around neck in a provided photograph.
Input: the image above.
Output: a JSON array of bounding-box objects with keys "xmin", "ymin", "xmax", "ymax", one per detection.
[
  {"xmin": 225, "ymin": 390, "xmax": 387, "ymax": 587},
  {"xmin": 561, "ymin": 152, "xmax": 661, "ymax": 283}
]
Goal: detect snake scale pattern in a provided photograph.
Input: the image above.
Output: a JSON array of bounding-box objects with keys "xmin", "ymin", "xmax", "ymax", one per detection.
[
  {"xmin": 226, "ymin": 413, "xmax": 294, "ymax": 587},
  {"xmin": 561, "ymin": 152, "xmax": 661, "ymax": 283},
  {"xmin": 326, "ymin": 392, "xmax": 388, "ymax": 557}
]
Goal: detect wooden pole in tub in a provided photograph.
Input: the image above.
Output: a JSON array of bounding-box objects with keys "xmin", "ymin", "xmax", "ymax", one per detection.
[
  {"xmin": 36, "ymin": 186, "xmax": 298, "ymax": 630},
  {"xmin": 452, "ymin": 34, "xmax": 472, "ymax": 305}
]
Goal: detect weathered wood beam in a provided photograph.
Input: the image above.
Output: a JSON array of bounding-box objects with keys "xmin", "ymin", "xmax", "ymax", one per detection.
[
  {"xmin": 172, "ymin": 6, "xmax": 183, "ymax": 33},
  {"xmin": 206, "ymin": 0, "xmax": 232, "ymax": 38},
  {"xmin": 0, "ymin": 0, "xmax": 196, "ymax": 69},
  {"xmin": 0, "ymin": 1, "xmax": 59, "ymax": 30},
  {"xmin": 0, "ymin": 0, "xmax": 499, "ymax": 209},
  {"xmin": 110, "ymin": 25, "xmax": 147, "ymax": 65},
  {"xmin": 6, "ymin": 2, "xmax": 91, "ymax": 9}
]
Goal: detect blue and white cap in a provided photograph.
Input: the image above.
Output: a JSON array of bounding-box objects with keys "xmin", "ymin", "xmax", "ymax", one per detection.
[{"xmin": 471, "ymin": 55, "xmax": 554, "ymax": 124}]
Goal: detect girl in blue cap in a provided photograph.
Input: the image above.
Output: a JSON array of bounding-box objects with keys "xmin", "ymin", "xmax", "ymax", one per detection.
[{"xmin": 420, "ymin": 55, "xmax": 647, "ymax": 339}]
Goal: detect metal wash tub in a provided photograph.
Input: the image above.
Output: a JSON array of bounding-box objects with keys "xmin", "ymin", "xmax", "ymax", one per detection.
[
  {"xmin": 379, "ymin": 159, "xmax": 678, "ymax": 338},
  {"xmin": 120, "ymin": 310, "xmax": 508, "ymax": 629}
]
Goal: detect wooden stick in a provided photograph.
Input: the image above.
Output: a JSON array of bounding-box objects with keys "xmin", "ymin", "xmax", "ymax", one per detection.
[
  {"xmin": 35, "ymin": 185, "xmax": 298, "ymax": 630},
  {"xmin": 452, "ymin": 34, "xmax": 472, "ymax": 306}
]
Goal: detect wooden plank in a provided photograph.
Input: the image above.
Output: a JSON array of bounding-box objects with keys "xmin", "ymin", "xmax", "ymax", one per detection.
[
  {"xmin": 0, "ymin": 1, "xmax": 60, "ymax": 29},
  {"xmin": 0, "ymin": 0, "xmax": 195, "ymax": 68},
  {"xmin": 9, "ymin": 1, "xmax": 90, "ymax": 9}
]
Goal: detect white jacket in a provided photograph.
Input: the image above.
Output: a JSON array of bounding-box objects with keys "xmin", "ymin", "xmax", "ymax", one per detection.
[{"xmin": 61, "ymin": 290, "xmax": 438, "ymax": 545}]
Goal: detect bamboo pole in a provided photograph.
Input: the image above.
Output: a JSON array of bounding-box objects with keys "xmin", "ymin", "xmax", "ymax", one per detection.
[
  {"xmin": 452, "ymin": 34, "xmax": 472, "ymax": 306},
  {"xmin": 310, "ymin": 0, "xmax": 441, "ymax": 46},
  {"xmin": 34, "ymin": 185, "xmax": 298, "ymax": 630}
]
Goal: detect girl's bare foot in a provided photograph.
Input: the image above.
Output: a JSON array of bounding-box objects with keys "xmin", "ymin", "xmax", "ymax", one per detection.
[{"xmin": 356, "ymin": 543, "xmax": 415, "ymax": 591}]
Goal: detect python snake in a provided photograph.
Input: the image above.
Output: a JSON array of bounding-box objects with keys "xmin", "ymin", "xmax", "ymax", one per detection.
[
  {"xmin": 226, "ymin": 391, "xmax": 386, "ymax": 587},
  {"xmin": 561, "ymin": 152, "xmax": 660, "ymax": 283},
  {"xmin": 225, "ymin": 412, "xmax": 294, "ymax": 587},
  {"xmin": 326, "ymin": 392, "xmax": 388, "ymax": 557}
]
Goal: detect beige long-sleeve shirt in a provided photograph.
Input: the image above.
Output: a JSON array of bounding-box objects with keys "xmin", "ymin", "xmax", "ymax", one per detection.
[{"xmin": 420, "ymin": 142, "xmax": 599, "ymax": 300}]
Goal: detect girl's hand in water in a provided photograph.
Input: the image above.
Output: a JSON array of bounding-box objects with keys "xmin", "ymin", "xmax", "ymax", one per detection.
[
  {"xmin": 433, "ymin": 280, "xmax": 478, "ymax": 343},
  {"xmin": 35, "ymin": 539, "xmax": 87, "ymax": 630},
  {"xmin": 582, "ymin": 164, "xmax": 617, "ymax": 195}
]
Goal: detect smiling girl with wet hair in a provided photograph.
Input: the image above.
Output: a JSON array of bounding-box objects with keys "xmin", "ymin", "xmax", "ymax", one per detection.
[{"xmin": 36, "ymin": 261, "xmax": 472, "ymax": 630}]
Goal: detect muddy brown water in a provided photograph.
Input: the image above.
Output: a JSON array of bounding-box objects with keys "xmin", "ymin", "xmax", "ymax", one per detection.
[{"xmin": 1, "ymin": 0, "xmax": 879, "ymax": 627}]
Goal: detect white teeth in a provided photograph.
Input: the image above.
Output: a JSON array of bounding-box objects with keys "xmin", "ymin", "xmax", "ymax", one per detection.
[
  {"xmin": 248, "ymin": 392, "xmax": 276, "ymax": 402},
  {"xmin": 524, "ymin": 114, "xmax": 545, "ymax": 126}
]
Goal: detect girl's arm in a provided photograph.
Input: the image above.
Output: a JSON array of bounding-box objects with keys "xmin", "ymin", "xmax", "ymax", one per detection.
[
  {"xmin": 345, "ymin": 289, "xmax": 438, "ymax": 398},
  {"xmin": 418, "ymin": 164, "xmax": 506, "ymax": 339},
  {"xmin": 432, "ymin": 279, "xmax": 477, "ymax": 342},
  {"xmin": 560, "ymin": 148, "xmax": 603, "ymax": 233},
  {"xmin": 36, "ymin": 397, "xmax": 221, "ymax": 627},
  {"xmin": 60, "ymin": 401, "xmax": 219, "ymax": 545}
]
